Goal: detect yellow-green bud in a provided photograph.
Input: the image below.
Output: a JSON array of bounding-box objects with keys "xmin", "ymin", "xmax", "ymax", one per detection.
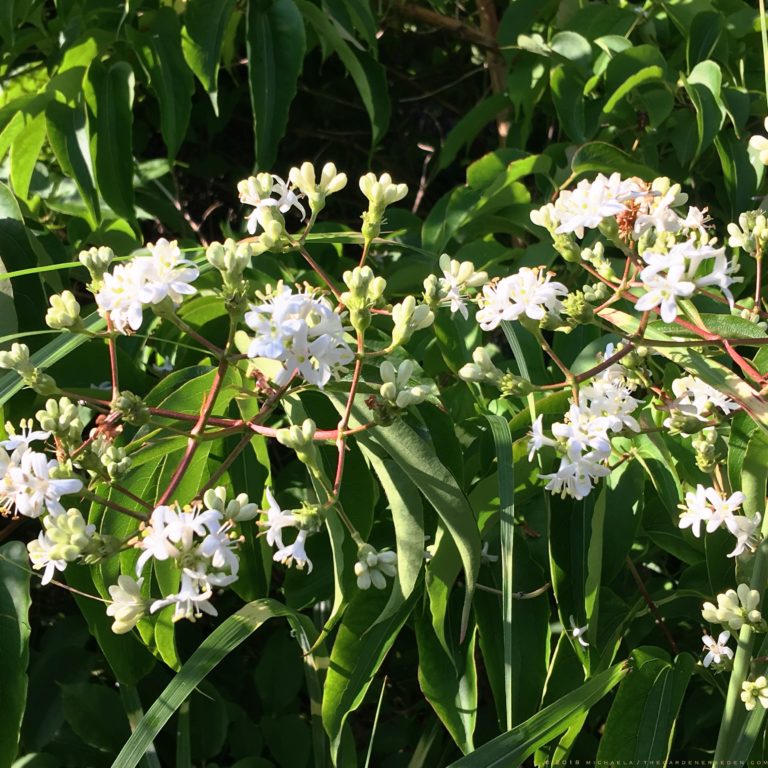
[
  {"xmin": 78, "ymin": 246, "xmax": 114, "ymax": 285},
  {"xmin": 275, "ymin": 418, "xmax": 320, "ymax": 474},
  {"xmin": 0, "ymin": 343, "xmax": 33, "ymax": 374},
  {"xmin": 341, "ymin": 265, "xmax": 387, "ymax": 333},
  {"xmin": 45, "ymin": 291, "xmax": 83, "ymax": 331},
  {"xmin": 391, "ymin": 296, "xmax": 434, "ymax": 348},
  {"xmin": 499, "ymin": 373, "xmax": 533, "ymax": 397},
  {"xmin": 288, "ymin": 161, "xmax": 347, "ymax": 214},
  {"xmin": 36, "ymin": 397, "xmax": 83, "ymax": 442},
  {"xmin": 562, "ymin": 291, "xmax": 594, "ymax": 325}
]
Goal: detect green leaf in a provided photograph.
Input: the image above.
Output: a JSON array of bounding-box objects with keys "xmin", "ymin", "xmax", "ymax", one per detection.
[
  {"xmin": 9, "ymin": 111, "xmax": 46, "ymax": 201},
  {"xmin": 728, "ymin": 411, "xmax": 757, "ymax": 493},
  {"xmin": 298, "ymin": 0, "xmax": 390, "ymax": 146},
  {"xmin": 0, "ymin": 542, "xmax": 31, "ymax": 768},
  {"xmin": 61, "ymin": 683, "xmax": 131, "ymax": 754},
  {"xmin": 0, "ymin": 182, "xmax": 48, "ymax": 332},
  {"xmin": 446, "ymin": 662, "xmax": 628, "ymax": 767},
  {"xmin": 648, "ymin": 314, "xmax": 768, "ymax": 341},
  {"xmin": 246, "ymin": 0, "xmax": 306, "ymax": 169},
  {"xmin": 362, "ymin": 451, "xmax": 424, "ymax": 625},
  {"xmin": 584, "ymin": 486, "xmax": 606, "ymax": 657},
  {"xmin": 46, "ymin": 100, "xmax": 100, "ymax": 226},
  {"xmin": 597, "ymin": 649, "xmax": 693, "ymax": 763},
  {"xmin": 687, "ymin": 11, "xmax": 723, "ymax": 70},
  {"xmin": 602, "ymin": 66, "xmax": 665, "ymax": 114},
  {"xmin": 129, "ymin": 9, "xmax": 194, "ymax": 159},
  {"xmin": 550, "ymin": 65, "xmax": 585, "ymax": 143},
  {"xmin": 571, "ymin": 142, "xmax": 657, "ymax": 180},
  {"xmin": 83, "ymin": 60, "xmax": 135, "ymax": 219},
  {"xmin": 181, "ymin": 0, "xmax": 237, "ymax": 114},
  {"xmin": 415, "ymin": 607, "xmax": 477, "ymax": 753},
  {"xmin": 682, "ymin": 60, "xmax": 725, "ymax": 160},
  {"xmin": 112, "ymin": 599, "xmax": 318, "ymax": 768},
  {"xmin": 485, "ymin": 414, "xmax": 514, "ymax": 729},
  {"xmin": 321, "ymin": 586, "xmax": 416, "ymax": 762}
]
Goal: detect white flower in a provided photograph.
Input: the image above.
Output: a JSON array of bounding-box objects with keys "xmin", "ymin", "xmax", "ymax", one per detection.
[
  {"xmin": 95, "ymin": 262, "xmax": 147, "ymax": 333},
  {"xmin": 540, "ymin": 454, "xmax": 610, "ymax": 500},
  {"xmin": 742, "ymin": 676, "xmax": 768, "ymax": 711},
  {"xmin": 1, "ymin": 423, "xmax": 50, "ymax": 456},
  {"xmin": 528, "ymin": 415, "xmax": 556, "ymax": 461},
  {"xmin": 702, "ymin": 583, "xmax": 764, "ymax": 631},
  {"xmin": 238, "ymin": 174, "xmax": 305, "ymax": 234},
  {"xmin": 437, "ymin": 254, "xmax": 487, "ymax": 320},
  {"xmin": 635, "ymin": 263, "xmax": 696, "ymax": 323},
  {"xmin": 27, "ymin": 531, "xmax": 69, "ymax": 585},
  {"xmin": 139, "ymin": 239, "xmax": 199, "ymax": 306},
  {"xmin": 679, "ymin": 485, "xmax": 746, "ymax": 540},
  {"xmin": 476, "ymin": 268, "xmax": 568, "ymax": 331},
  {"xmin": 106, "ymin": 575, "xmax": 147, "ymax": 634},
  {"xmin": 150, "ymin": 569, "xmax": 218, "ymax": 622},
  {"xmin": 569, "ymin": 615, "xmax": 589, "ymax": 648},
  {"xmin": 258, "ymin": 487, "xmax": 299, "ymax": 550},
  {"xmin": 702, "ymin": 630, "xmax": 733, "ymax": 667},
  {"xmin": 726, "ymin": 513, "xmax": 762, "ymax": 558},
  {"xmin": 273, "ymin": 528, "xmax": 312, "ymax": 572},
  {"xmin": 379, "ymin": 359, "xmax": 435, "ymax": 408}
]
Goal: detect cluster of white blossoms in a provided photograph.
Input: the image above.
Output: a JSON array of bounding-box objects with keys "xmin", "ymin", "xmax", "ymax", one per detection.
[
  {"xmin": 528, "ymin": 347, "xmax": 640, "ymax": 500},
  {"xmin": 678, "ymin": 486, "xmax": 760, "ymax": 558},
  {"xmin": 259, "ymin": 488, "xmax": 313, "ymax": 572},
  {"xmin": 531, "ymin": 173, "xmax": 706, "ymax": 241},
  {"xmin": 134, "ymin": 502, "xmax": 241, "ymax": 623},
  {"xmin": 244, "ymin": 284, "xmax": 354, "ymax": 387},
  {"xmin": 663, "ymin": 375, "xmax": 738, "ymax": 432},
  {"xmin": 635, "ymin": 239, "xmax": 740, "ymax": 322},
  {"xmin": 238, "ymin": 173, "xmax": 306, "ymax": 234},
  {"xmin": 475, "ymin": 267, "xmax": 568, "ymax": 331},
  {"xmin": 702, "ymin": 583, "xmax": 765, "ymax": 632},
  {"xmin": 94, "ymin": 239, "xmax": 199, "ymax": 334},
  {"xmin": 434, "ymin": 254, "xmax": 488, "ymax": 320},
  {"xmin": 0, "ymin": 424, "xmax": 82, "ymax": 518}
]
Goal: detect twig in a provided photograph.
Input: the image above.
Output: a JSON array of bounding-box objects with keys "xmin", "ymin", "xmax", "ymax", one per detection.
[{"xmin": 626, "ymin": 555, "xmax": 678, "ymax": 654}]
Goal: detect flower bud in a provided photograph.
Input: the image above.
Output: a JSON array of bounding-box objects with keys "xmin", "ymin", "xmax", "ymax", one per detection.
[
  {"xmin": 359, "ymin": 172, "xmax": 408, "ymax": 241},
  {"xmin": 79, "ymin": 246, "xmax": 114, "ymax": 286},
  {"xmin": 36, "ymin": 397, "xmax": 83, "ymax": 443},
  {"xmin": 289, "ymin": 161, "xmax": 347, "ymax": 214},
  {"xmin": 458, "ymin": 347, "xmax": 503, "ymax": 384},
  {"xmin": 45, "ymin": 291, "xmax": 83, "ymax": 331},
  {"xmin": 354, "ymin": 544, "xmax": 397, "ymax": 590},
  {"xmin": 275, "ymin": 419, "xmax": 320, "ymax": 474},
  {"xmin": 391, "ymin": 296, "xmax": 434, "ymax": 348}
]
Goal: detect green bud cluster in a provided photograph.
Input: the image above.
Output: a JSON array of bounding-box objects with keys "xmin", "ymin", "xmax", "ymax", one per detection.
[
  {"xmin": 36, "ymin": 397, "xmax": 83, "ymax": 445},
  {"xmin": 101, "ymin": 443, "xmax": 132, "ymax": 480},
  {"xmin": 0, "ymin": 343, "xmax": 57, "ymax": 395},
  {"xmin": 341, "ymin": 266, "xmax": 386, "ymax": 334},
  {"xmin": 499, "ymin": 373, "xmax": 534, "ymax": 397},
  {"xmin": 275, "ymin": 419, "xmax": 320, "ymax": 475},
  {"xmin": 580, "ymin": 242, "xmax": 616, "ymax": 281},
  {"xmin": 561, "ymin": 291, "xmax": 594, "ymax": 325},
  {"xmin": 379, "ymin": 360, "xmax": 435, "ymax": 409},
  {"xmin": 359, "ymin": 172, "xmax": 408, "ymax": 241},
  {"xmin": 692, "ymin": 426, "xmax": 719, "ymax": 473},
  {"xmin": 45, "ymin": 291, "xmax": 83, "ymax": 331},
  {"xmin": 78, "ymin": 246, "xmax": 114, "ymax": 287},
  {"xmin": 113, "ymin": 390, "xmax": 150, "ymax": 426},
  {"xmin": 289, "ymin": 162, "xmax": 347, "ymax": 215},
  {"xmin": 32, "ymin": 509, "xmax": 94, "ymax": 563},
  {"xmin": 727, "ymin": 210, "xmax": 768, "ymax": 256}
]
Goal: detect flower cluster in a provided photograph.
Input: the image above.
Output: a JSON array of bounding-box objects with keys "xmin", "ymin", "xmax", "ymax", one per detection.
[
  {"xmin": 135, "ymin": 502, "xmax": 241, "ymax": 623},
  {"xmin": 678, "ymin": 486, "xmax": 760, "ymax": 557},
  {"xmin": 528, "ymin": 347, "xmax": 640, "ymax": 499},
  {"xmin": 244, "ymin": 284, "xmax": 354, "ymax": 387},
  {"xmin": 259, "ymin": 488, "xmax": 315, "ymax": 572},
  {"xmin": 0, "ymin": 424, "xmax": 82, "ymax": 518},
  {"xmin": 93, "ymin": 239, "xmax": 199, "ymax": 334},
  {"xmin": 702, "ymin": 584, "xmax": 766, "ymax": 632},
  {"xmin": 476, "ymin": 267, "xmax": 568, "ymax": 331}
]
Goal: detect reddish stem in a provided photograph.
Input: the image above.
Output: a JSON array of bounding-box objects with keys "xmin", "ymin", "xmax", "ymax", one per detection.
[
  {"xmin": 157, "ymin": 357, "xmax": 228, "ymax": 506},
  {"xmin": 332, "ymin": 334, "xmax": 365, "ymax": 497},
  {"xmin": 106, "ymin": 316, "xmax": 120, "ymax": 402}
]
